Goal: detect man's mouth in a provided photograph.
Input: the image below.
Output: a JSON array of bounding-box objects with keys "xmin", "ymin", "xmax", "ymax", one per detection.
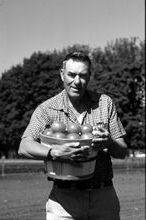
[{"xmin": 71, "ymin": 87, "xmax": 80, "ymax": 92}]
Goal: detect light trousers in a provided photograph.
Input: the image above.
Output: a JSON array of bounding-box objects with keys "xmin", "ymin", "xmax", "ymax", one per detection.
[{"xmin": 46, "ymin": 184, "xmax": 120, "ymax": 220}]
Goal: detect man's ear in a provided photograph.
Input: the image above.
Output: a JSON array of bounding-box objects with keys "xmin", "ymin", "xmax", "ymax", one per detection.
[{"xmin": 60, "ymin": 68, "xmax": 64, "ymax": 82}]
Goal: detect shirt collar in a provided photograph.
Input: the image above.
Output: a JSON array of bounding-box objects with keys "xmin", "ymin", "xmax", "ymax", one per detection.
[
  {"xmin": 86, "ymin": 90, "xmax": 101, "ymax": 104},
  {"xmin": 50, "ymin": 89, "xmax": 68, "ymax": 113},
  {"xmin": 50, "ymin": 89, "xmax": 101, "ymax": 112}
]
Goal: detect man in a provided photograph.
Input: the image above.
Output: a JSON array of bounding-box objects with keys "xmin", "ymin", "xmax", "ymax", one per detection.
[{"xmin": 18, "ymin": 51, "xmax": 128, "ymax": 220}]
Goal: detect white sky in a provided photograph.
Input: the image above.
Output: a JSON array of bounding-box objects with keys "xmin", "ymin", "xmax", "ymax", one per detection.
[{"xmin": 0, "ymin": 0, "xmax": 145, "ymax": 74}]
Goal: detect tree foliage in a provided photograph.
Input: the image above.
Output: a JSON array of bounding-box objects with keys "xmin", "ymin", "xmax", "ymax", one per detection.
[
  {"xmin": 89, "ymin": 38, "xmax": 145, "ymax": 149},
  {"xmin": 0, "ymin": 38, "xmax": 145, "ymax": 157}
]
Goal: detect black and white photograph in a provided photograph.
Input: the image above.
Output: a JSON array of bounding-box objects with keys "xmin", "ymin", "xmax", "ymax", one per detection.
[{"xmin": 0, "ymin": 0, "xmax": 145, "ymax": 219}]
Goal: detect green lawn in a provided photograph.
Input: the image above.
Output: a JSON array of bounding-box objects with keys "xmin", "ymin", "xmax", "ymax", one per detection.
[{"xmin": 0, "ymin": 168, "xmax": 145, "ymax": 220}]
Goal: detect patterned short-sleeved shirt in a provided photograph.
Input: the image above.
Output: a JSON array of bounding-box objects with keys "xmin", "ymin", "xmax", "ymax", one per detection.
[{"xmin": 22, "ymin": 89, "xmax": 126, "ymax": 182}]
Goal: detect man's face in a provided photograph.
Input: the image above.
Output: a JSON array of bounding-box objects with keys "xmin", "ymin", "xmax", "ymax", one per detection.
[{"xmin": 60, "ymin": 59, "xmax": 90, "ymax": 102}]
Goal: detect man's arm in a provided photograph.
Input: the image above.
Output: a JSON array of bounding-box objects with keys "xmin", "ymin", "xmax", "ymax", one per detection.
[
  {"xmin": 107, "ymin": 137, "xmax": 128, "ymax": 159},
  {"xmin": 18, "ymin": 137, "xmax": 51, "ymax": 160},
  {"xmin": 92, "ymin": 127, "xmax": 128, "ymax": 159},
  {"xmin": 92, "ymin": 96, "xmax": 128, "ymax": 159},
  {"xmin": 18, "ymin": 137, "xmax": 90, "ymax": 160}
]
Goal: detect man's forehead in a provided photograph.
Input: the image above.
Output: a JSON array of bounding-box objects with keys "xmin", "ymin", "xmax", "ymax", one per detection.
[{"xmin": 65, "ymin": 59, "xmax": 89, "ymax": 71}]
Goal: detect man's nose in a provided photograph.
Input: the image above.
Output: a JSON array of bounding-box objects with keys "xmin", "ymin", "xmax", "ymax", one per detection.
[{"xmin": 74, "ymin": 75, "xmax": 81, "ymax": 84}]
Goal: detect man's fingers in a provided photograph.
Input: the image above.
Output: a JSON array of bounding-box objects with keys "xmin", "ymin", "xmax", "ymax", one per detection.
[
  {"xmin": 92, "ymin": 137, "xmax": 108, "ymax": 143},
  {"xmin": 92, "ymin": 129, "xmax": 109, "ymax": 138},
  {"xmin": 65, "ymin": 142, "xmax": 80, "ymax": 148}
]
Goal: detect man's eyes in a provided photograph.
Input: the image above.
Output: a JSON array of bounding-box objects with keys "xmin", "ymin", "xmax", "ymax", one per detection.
[
  {"xmin": 69, "ymin": 73, "xmax": 76, "ymax": 78},
  {"xmin": 68, "ymin": 73, "xmax": 87, "ymax": 79}
]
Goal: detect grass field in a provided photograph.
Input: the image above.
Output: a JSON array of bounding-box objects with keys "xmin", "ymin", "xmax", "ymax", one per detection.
[{"xmin": 0, "ymin": 160, "xmax": 145, "ymax": 220}]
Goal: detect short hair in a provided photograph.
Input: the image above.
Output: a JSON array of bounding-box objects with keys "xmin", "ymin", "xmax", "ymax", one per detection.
[{"xmin": 62, "ymin": 51, "xmax": 91, "ymax": 71}]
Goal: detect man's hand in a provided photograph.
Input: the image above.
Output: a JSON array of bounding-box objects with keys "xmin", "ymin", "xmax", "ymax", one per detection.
[
  {"xmin": 50, "ymin": 142, "xmax": 90, "ymax": 161},
  {"xmin": 92, "ymin": 126, "xmax": 110, "ymax": 150},
  {"xmin": 92, "ymin": 125, "xmax": 128, "ymax": 158}
]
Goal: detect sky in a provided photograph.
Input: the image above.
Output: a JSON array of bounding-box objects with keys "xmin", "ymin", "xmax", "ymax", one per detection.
[{"xmin": 0, "ymin": 0, "xmax": 145, "ymax": 74}]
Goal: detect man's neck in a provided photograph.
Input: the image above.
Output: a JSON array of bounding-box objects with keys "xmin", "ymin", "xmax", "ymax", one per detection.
[{"xmin": 67, "ymin": 97, "xmax": 86, "ymax": 114}]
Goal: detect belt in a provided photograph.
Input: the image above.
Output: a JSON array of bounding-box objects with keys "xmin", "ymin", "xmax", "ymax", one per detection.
[{"xmin": 54, "ymin": 179, "xmax": 113, "ymax": 190}]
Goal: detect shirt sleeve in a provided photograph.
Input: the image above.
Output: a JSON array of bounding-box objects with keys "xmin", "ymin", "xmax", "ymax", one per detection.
[
  {"xmin": 108, "ymin": 97, "xmax": 126, "ymax": 139},
  {"xmin": 22, "ymin": 105, "xmax": 51, "ymax": 141}
]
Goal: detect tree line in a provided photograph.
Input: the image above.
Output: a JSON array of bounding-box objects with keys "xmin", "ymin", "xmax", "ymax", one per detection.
[{"xmin": 0, "ymin": 38, "xmax": 145, "ymax": 158}]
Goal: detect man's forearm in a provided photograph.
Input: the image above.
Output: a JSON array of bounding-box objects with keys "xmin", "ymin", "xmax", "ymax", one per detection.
[
  {"xmin": 108, "ymin": 138, "xmax": 128, "ymax": 159},
  {"xmin": 18, "ymin": 138, "xmax": 51, "ymax": 160}
]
